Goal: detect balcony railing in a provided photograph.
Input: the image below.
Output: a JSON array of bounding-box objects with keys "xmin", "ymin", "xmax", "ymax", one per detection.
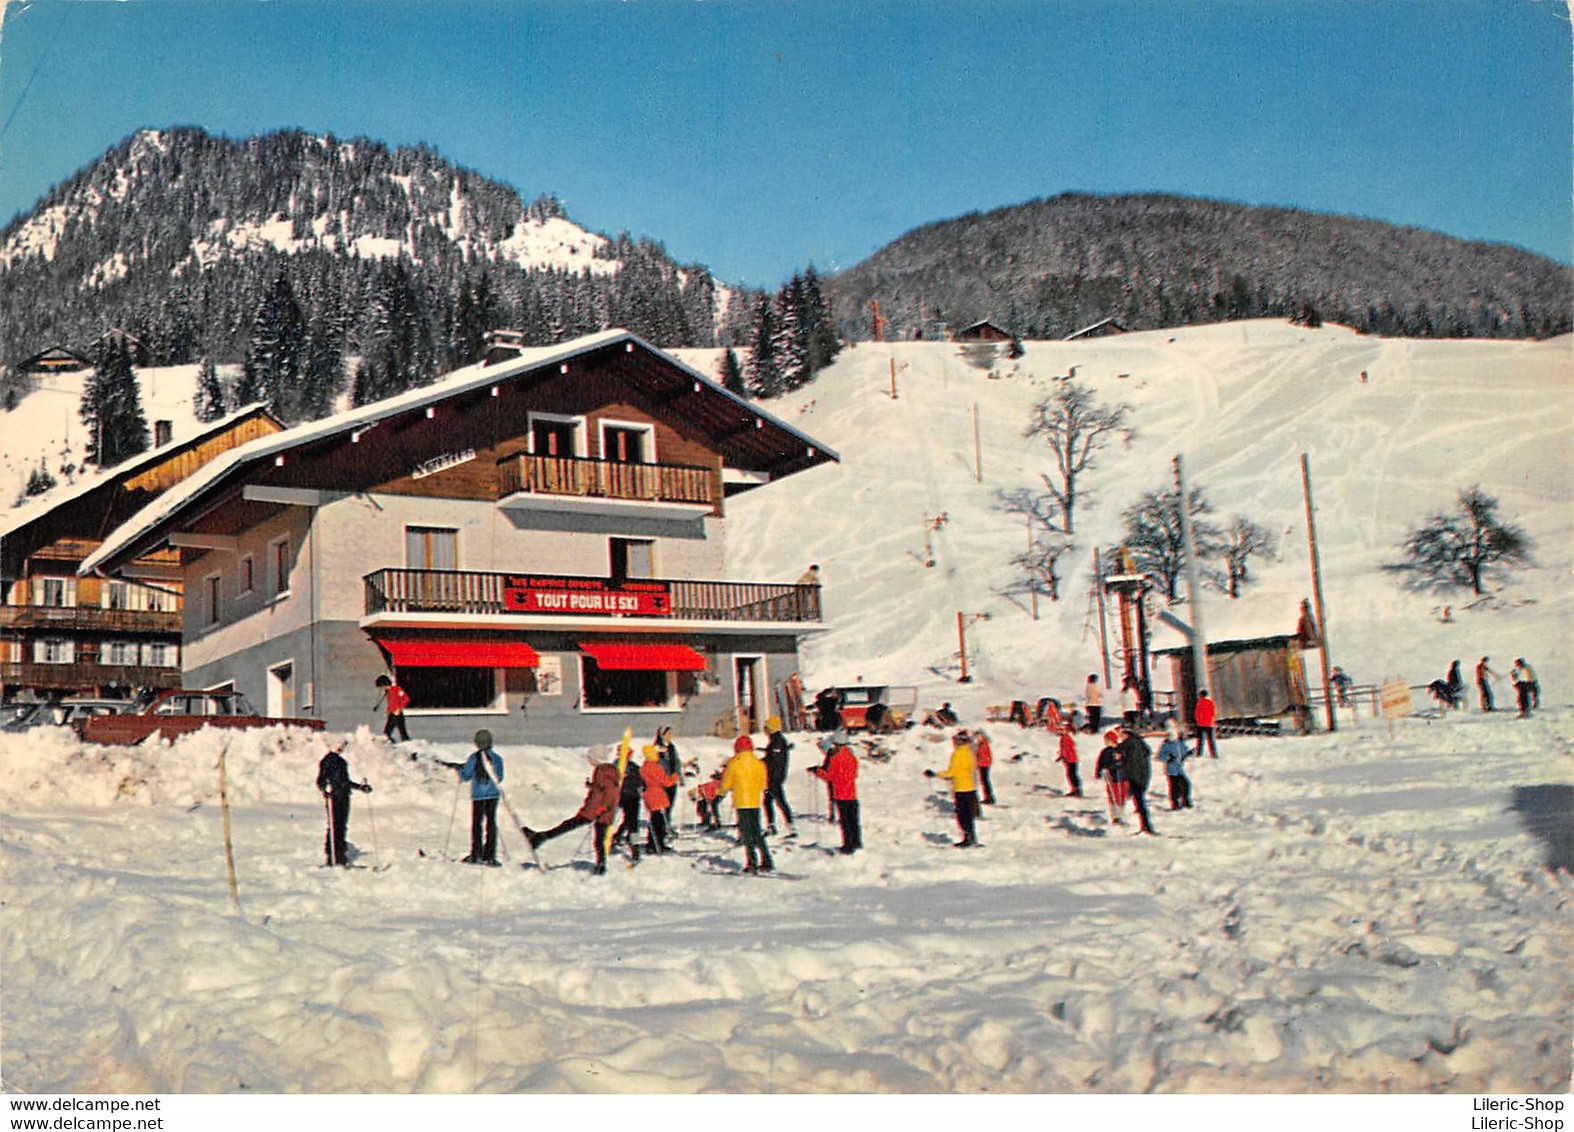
[
  {"xmin": 0, "ymin": 661, "xmax": 182, "ymax": 690},
  {"xmin": 497, "ymin": 453, "xmax": 715, "ymax": 509},
  {"xmin": 0, "ymin": 606, "xmax": 181, "ymax": 634},
  {"xmin": 364, "ymin": 568, "xmax": 822, "ymax": 625}
]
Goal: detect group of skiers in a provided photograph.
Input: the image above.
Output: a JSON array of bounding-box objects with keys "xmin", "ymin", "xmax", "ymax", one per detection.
[{"xmin": 1438, "ymin": 656, "xmax": 1541, "ymax": 717}]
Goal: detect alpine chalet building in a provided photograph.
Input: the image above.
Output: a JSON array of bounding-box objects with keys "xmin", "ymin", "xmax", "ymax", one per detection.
[{"xmin": 82, "ymin": 331, "xmax": 837, "ymax": 743}]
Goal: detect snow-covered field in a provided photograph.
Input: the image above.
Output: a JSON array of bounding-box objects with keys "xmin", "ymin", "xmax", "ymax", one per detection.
[{"xmin": 1, "ymin": 321, "xmax": 1570, "ymax": 1095}]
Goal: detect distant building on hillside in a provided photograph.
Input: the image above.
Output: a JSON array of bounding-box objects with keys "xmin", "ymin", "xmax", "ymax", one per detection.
[
  {"xmin": 14, "ymin": 346, "xmax": 92, "ymax": 376},
  {"xmin": 956, "ymin": 319, "xmax": 1013, "ymax": 342},
  {"xmin": 1064, "ymin": 317, "xmax": 1128, "ymax": 341},
  {"xmin": 0, "ymin": 406, "xmax": 284, "ymax": 703},
  {"xmin": 81, "ymin": 330, "xmax": 838, "ymax": 744}
]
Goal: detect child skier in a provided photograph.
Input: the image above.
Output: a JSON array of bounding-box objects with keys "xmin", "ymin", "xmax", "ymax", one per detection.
[
  {"xmin": 315, "ymin": 741, "xmax": 372, "ymax": 866},
  {"xmin": 457, "ymin": 729, "xmax": 504, "ymax": 865},
  {"xmin": 525, "ymin": 758, "xmax": 624, "ymax": 874},
  {"xmin": 719, "ymin": 734, "xmax": 774, "ymax": 873},
  {"xmin": 639, "ymin": 745, "xmax": 679, "ymax": 854},
  {"xmin": 691, "ymin": 769, "xmax": 725, "ymax": 830},
  {"xmin": 1157, "ymin": 720, "xmax": 1194, "ymax": 811},
  {"xmin": 1095, "ymin": 729, "xmax": 1127, "ymax": 825},
  {"xmin": 925, "ymin": 731, "xmax": 979, "ymax": 848},
  {"xmin": 810, "ymin": 732, "xmax": 861, "ymax": 854},
  {"xmin": 374, "ymin": 674, "xmax": 410, "ymax": 742},
  {"xmin": 1055, "ymin": 725, "xmax": 1082, "ymax": 797},
  {"xmin": 975, "ymin": 728, "xmax": 996, "ymax": 805}
]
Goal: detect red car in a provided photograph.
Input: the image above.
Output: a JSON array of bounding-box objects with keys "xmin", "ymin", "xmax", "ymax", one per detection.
[{"xmin": 80, "ymin": 689, "xmax": 325, "ymax": 745}]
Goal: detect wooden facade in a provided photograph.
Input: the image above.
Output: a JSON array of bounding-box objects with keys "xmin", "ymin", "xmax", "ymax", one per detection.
[
  {"xmin": 1157, "ymin": 635, "xmax": 1313, "ymax": 733},
  {"xmin": 0, "ymin": 407, "xmax": 282, "ymax": 701},
  {"xmin": 957, "ymin": 320, "xmax": 1013, "ymax": 342}
]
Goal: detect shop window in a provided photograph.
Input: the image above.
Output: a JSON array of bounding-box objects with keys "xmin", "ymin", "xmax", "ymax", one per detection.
[
  {"xmin": 580, "ymin": 656, "xmax": 674, "ymax": 711},
  {"xmin": 401, "ymin": 667, "xmax": 501, "ymax": 713}
]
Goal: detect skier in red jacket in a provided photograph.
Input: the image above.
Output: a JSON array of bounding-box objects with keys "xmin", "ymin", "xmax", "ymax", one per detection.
[
  {"xmin": 810, "ymin": 734, "xmax": 861, "ymax": 854},
  {"xmin": 1193, "ymin": 689, "xmax": 1219, "ymax": 759},
  {"xmin": 1056, "ymin": 725, "xmax": 1082, "ymax": 797}
]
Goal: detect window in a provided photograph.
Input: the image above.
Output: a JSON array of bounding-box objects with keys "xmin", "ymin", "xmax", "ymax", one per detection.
[
  {"xmin": 528, "ymin": 413, "xmax": 584, "ymax": 458},
  {"xmin": 104, "ymin": 581, "xmax": 129, "ymax": 610},
  {"xmin": 142, "ymin": 642, "xmax": 177, "ymax": 667},
  {"xmin": 601, "ymin": 421, "xmax": 654, "ymax": 464},
  {"xmin": 400, "ymin": 667, "xmax": 502, "ymax": 713},
  {"xmin": 271, "ymin": 538, "xmax": 291, "ymax": 598},
  {"xmin": 34, "ymin": 638, "xmax": 74, "ymax": 665},
  {"xmin": 146, "ymin": 586, "xmax": 169, "ymax": 614},
  {"xmin": 580, "ymin": 656, "xmax": 674, "ymax": 711},
  {"xmin": 36, "ymin": 577, "xmax": 72, "ymax": 607},
  {"xmin": 205, "ymin": 574, "xmax": 222, "ymax": 626},
  {"xmin": 101, "ymin": 639, "xmax": 139, "ymax": 665},
  {"xmin": 239, "ymin": 555, "xmax": 255, "ymax": 595},
  {"xmin": 405, "ymin": 527, "xmax": 458, "ymax": 571},
  {"xmin": 609, "ymin": 538, "xmax": 655, "ymax": 582}
]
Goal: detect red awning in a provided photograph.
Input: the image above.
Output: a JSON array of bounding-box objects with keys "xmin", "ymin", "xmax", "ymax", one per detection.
[
  {"xmin": 579, "ymin": 641, "xmax": 708, "ymax": 671},
  {"xmin": 376, "ymin": 638, "xmax": 541, "ymax": 668}
]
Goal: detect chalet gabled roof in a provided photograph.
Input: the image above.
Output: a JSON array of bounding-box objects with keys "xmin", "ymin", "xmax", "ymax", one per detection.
[
  {"xmin": 0, "ymin": 403, "xmax": 281, "ymax": 578},
  {"xmin": 81, "ymin": 330, "xmax": 838, "ymax": 578}
]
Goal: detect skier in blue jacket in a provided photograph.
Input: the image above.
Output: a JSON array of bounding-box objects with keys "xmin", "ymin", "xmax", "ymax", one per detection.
[
  {"xmin": 459, "ymin": 729, "xmax": 505, "ymax": 866},
  {"xmin": 1156, "ymin": 720, "xmax": 1194, "ymax": 811}
]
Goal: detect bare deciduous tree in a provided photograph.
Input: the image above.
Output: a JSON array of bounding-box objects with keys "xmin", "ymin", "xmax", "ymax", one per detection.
[
  {"xmin": 1215, "ymin": 516, "xmax": 1279, "ymax": 598},
  {"xmin": 1390, "ymin": 485, "xmax": 1534, "ymax": 595},
  {"xmin": 1026, "ymin": 379, "xmax": 1133, "ymax": 534},
  {"xmin": 1120, "ymin": 486, "xmax": 1223, "ymax": 602}
]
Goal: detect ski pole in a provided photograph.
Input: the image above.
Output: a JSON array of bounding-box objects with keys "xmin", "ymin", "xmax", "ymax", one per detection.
[
  {"xmin": 443, "ymin": 777, "xmax": 463, "ymax": 860},
  {"xmin": 322, "ymin": 790, "xmax": 334, "ymax": 866},
  {"xmin": 363, "ymin": 781, "xmax": 380, "ymax": 869}
]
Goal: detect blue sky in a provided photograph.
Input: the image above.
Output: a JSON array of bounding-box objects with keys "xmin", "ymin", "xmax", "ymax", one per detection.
[{"xmin": 0, "ymin": 0, "xmax": 1569, "ymax": 287}]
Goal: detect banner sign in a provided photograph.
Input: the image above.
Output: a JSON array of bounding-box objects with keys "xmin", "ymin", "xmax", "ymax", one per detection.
[{"xmin": 502, "ymin": 575, "xmax": 673, "ymax": 617}]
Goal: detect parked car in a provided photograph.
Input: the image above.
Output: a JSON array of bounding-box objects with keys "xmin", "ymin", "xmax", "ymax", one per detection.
[
  {"xmin": 2, "ymin": 698, "xmax": 132, "ymax": 735},
  {"xmin": 80, "ymin": 689, "xmax": 326, "ymax": 745},
  {"xmin": 816, "ymin": 685, "xmax": 918, "ymax": 732}
]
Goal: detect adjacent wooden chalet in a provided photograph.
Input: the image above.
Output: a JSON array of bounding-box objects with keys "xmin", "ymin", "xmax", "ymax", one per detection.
[
  {"xmin": 14, "ymin": 346, "xmax": 92, "ymax": 375},
  {"xmin": 0, "ymin": 406, "xmax": 283, "ymax": 702},
  {"xmin": 82, "ymin": 330, "xmax": 839, "ymax": 744}
]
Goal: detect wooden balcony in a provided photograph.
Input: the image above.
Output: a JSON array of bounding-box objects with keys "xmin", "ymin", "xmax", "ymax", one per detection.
[
  {"xmin": 496, "ymin": 453, "xmax": 716, "ymax": 516},
  {"xmin": 364, "ymin": 568, "xmax": 821, "ymax": 625},
  {"xmin": 0, "ymin": 661, "xmax": 182, "ymax": 691},
  {"xmin": 0, "ymin": 605, "xmax": 181, "ymax": 634}
]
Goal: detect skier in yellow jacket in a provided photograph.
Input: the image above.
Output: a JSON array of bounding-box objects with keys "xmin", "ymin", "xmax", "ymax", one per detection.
[
  {"xmin": 719, "ymin": 734, "xmax": 774, "ymax": 873},
  {"xmin": 925, "ymin": 731, "xmax": 980, "ymax": 848}
]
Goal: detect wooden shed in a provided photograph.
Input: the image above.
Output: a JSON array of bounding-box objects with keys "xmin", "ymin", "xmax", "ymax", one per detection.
[{"xmin": 1156, "ymin": 634, "xmax": 1313, "ymax": 734}]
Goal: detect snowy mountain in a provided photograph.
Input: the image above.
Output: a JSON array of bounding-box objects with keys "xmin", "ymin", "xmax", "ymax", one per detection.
[
  {"xmin": 0, "ymin": 128, "xmax": 743, "ymax": 377},
  {"xmin": 1, "ymin": 320, "xmax": 1569, "ymax": 1095},
  {"xmin": 828, "ymin": 192, "xmax": 1573, "ymax": 342}
]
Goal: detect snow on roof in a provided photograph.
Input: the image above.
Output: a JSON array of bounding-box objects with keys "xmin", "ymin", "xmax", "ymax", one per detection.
[
  {"xmin": 80, "ymin": 329, "xmax": 837, "ymax": 577},
  {"xmin": 0, "ymin": 401, "xmax": 276, "ymax": 544}
]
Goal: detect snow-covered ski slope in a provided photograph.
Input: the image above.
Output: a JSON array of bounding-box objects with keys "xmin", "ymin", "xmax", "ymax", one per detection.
[{"xmin": 1, "ymin": 321, "xmax": 1570, "ymax": 1094}]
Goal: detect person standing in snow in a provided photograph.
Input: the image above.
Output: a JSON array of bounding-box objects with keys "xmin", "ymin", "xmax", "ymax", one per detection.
[
  {"xmin": 640, "ymin": 745, "xmax": 678, "ymax": 854},
  {"xmin": 692, "ymin": 768, "xmax": 725, "ymax": 830},
  {"xmin": 1157, "ymin": 720, "xmax": 1194, "ymax": 811},
  {"xmin": 1084, "ymin": 674, "xmax": 1103, "ymax": 734},
  {"xmin": 925, "ymin": 731, "xmax": 980, "ymax": 848},
  {"xmin": 374, "ymin": 673, "xmax": 410, "ymax": 742},
  {"xmin": 1193, "ymin": 688, "xmax": 1219, "ymax": 759},
  {"xmin": 1121, "ymin": 677, "xmax": 1140, "ymax": 730},
  {"xmin": 1446, "ymin": 660, "xmax": 1465, "ymax": 711},
  {"xmin": 316, "ymin": 741, "xmax": 371, "ymax": 866},
  {"xmin": 654, "ymin": 726, "xmax": 682, "ymax": 838},
  {"xmin": 810, "ymin": 733, "xmax": 861, "ymax": 854},
  {"xmin": 1095, "ymin": 729, "xmax": 1127, "ymax": 825},
  {"xmin": 761, "ymin": 716, "xmax": 797, "ymax": 837},
  {"xmin": 1512, "ymin": 658, "xmax": 1538, "ymax": 717},
  {"xmin": 458, "ymin": 730, "xmax": 504, "ymax": 866},
  {"xmin": 525, "ymin": 757, "xmax": 624, "ymax": 874},
  {"xmin": 612, "ymin": 757, "xmax": 645, "ymax": 861},
  {"xmin": 719, "ymin": 734, "xmax": 774, "ymax": 873},
  {"xmin": 1055, "ymin": 724, "xmax": 1083, "ymax": 797},
  {"xmin": 1118, "ymin": 722, "xmax": 1158, "ymax": 836},
  {"xmin": 975, "ymin": 728, "xmax": 997, "ymax": 805},
  {"xmin": 1476, "ymin": 657, "xmax": 1500, "ymax": 713},
  {"xmin": 1331, "ymin": 666, "xmax": 1354, "ymax": 708}
]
